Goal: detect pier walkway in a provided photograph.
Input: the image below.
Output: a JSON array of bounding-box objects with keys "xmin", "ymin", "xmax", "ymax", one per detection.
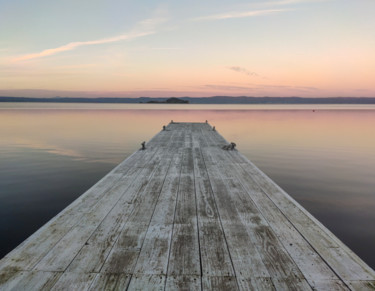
[{"xmin": 0, "ymin": 122, "xmax": 374, "ymax": 290}]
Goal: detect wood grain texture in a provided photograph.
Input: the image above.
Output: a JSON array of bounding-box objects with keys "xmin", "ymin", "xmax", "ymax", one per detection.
[{"xmin": 1, "ymin": 122, "xmax": 374, "ymax": 291}]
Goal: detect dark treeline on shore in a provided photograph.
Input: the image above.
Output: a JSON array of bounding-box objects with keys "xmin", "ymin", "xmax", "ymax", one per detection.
[{"xmin": 1, "ymin": 96, "xmax": 375, "ymax": 104}]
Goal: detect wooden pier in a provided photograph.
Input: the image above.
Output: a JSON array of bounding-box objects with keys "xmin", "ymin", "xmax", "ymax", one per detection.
[{"xmin": 1, "ymin": 122, "xmax": 374, "ymax": 290}]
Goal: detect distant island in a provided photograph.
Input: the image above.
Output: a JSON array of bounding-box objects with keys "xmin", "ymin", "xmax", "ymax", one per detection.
[
  {"xmin": 1, "ymin": 96, "xmax": 375, "ymax": 104},
  {"xmin": 145, "ymin": 97, "xmax": 189, "ymax": 104}
]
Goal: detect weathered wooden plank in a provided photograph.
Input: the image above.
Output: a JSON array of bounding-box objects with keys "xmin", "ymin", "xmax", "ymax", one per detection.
[
  {"xmin": 223, "ymin": 161, "xmax": 347, "ymax": 288},
  {"xmin": 167, "ymin": 148, "xmax": 201, "ymax": 277},
  {"xmin": 127, "ymin": 274, "xmax": 165, "ymax": 291},
  {"xmin": 116, "ymin": 222, "xmax": 150, "ymax": 251},
  {"xmin": 0, "ymin": 270, "xmax": 62, "ymax": 290},
  {"xmin": 310, "ymin": 279, "xmax": 349, "ymax": 290},
  {"xmin": 34, "ymin": 162, "xmax": 163, "ymax": 272},
  {"xmin": 174, "ymin": 151, "xmax": 197, "ymax": 225},
  {"xmin": 138, "ymin": 151, "xmax": 183, "ymax": 226},
  {"xmin": 0, "ymin": 174, "xmax": 119, "ymax": 270},
  {"xmin": 237, "ymin": 158, "xmax": 375, "ymax": 281},
  {"xmin": 34, "ymin": 223, "xmax": 98, "ymax": 272},
  {"xmin": 192, "ymin": 147, "xmax": 235, "ymax": 277},
  {"xmin": 89, "ymin": 273, "xmax": 131, "ymax": 290},
  {"xmin": 94, "ymin": 150, "xmax": 181, "ymax": 275},
  {"xmin": 67, "ymin": 245, "xmax": 113, "ymax": 274},
  {"xmin": 348, "ymin": 280, "xmax": 375, "ymax": 291},
  {"xmin": 236, "ymin": 277, "xmax": 275, "ymax": 291},
  {"xmin": 202, "ymin": 162, "xmax": 270, "ymax": 279},
  {"xmin": 101, "ymin": 249, "xmax": 139, "ymax": 274},
  {"xmin": 36, "ymin": 137, "xmax": 179, "ymax": 273},
  {"xmin": 202, "ymin": 276, "xmax": 239, "ymax": 290},
  {"xmin": 51, "ymin": 272, "xmax": 97, "ymax": 290},
  {"xmin": 133, "ymin": 224, "xmax": 173, "ymax": 275},
  {"xmin": 103, "ymin": 155, "xmax": 181, "ymax": 273},
  {"xmin": 206, "ymin": 164, "xmax": 304, "ymax": 279},
  {"xmin": 92, "ymin": 153, "xmax": 181, "ymax": 274},
  {"xmin": 167, "ymin": 223, "xmax": 200, "ymax": 276},
  {"xmin": 203, "ymin": 130, "xmax": 364, "ymax": 289},
  {"xmin": 165, "ymin": 275, "xmax": 201, "ymax": 290},
  {"xmin": 0, "ymin": 146, "xmax": 166, "ymax": 272},
  {"xmin": 0, "ymin": 267, "xmax": 23, "ymax": 289},
  {"xmin": 272, "ymin": 277, "xmax": 313, "ymax": 290},
  {"xmin": 198, "ymin": 222, "xmax": 235, "ymax": 277}
]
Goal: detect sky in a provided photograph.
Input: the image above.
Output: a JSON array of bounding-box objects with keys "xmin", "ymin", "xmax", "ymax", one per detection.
[{"xmin": 0, "ymin": 0, "xmax": 374, "ymax": 98}]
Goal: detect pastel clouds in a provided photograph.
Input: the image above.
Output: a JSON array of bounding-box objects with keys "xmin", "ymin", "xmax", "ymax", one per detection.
[
  {"xmin": 228, "ymin": 66, "xmax": 259, "ymax": 77},
  {"xmin": 12, "ymin": 17, "xmax": 166, "ymax": 62},
  {"xmin": 192, "ymin": 9, "xmax": 289, "ymax": 21}
]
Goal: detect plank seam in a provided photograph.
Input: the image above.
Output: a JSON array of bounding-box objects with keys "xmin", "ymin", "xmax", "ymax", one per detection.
[
  {"xmin": 164, "ymin": 146, "xmax": 185, "ymax": 290},
  {"xmin": 125, "ymin": 146, "xmax": 182, "ymax": 286},
  {"xmin": 197, "ymin": 127, "xmax": 240, "ymax": 290},
  {"xmin": 98, "ymin": 130, "xmax": 179, "ymax": 276}
]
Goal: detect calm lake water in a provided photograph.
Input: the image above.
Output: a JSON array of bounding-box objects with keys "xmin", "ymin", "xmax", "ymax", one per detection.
[{"xmin": 1, "ymin": 103, "xmax": 375, "ymax": 269}]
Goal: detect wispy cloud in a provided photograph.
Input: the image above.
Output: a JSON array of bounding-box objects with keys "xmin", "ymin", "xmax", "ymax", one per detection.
[
  {"xmin": 12, "ymin": 17, "xmax": 166, "ymax": 62},
  {"xmin": 192, "ymin": 9, "xmax": 289, "ymax": 21},
  {"xmin": 149, "ymin": 47, "xmax": 181, "ymax": 50},
  {"xmin": 228, "ymin": 66, "xmax": 259, "ymax": 77},
  {"xmin": 201, "ymin": 83, "xmax": 318, "ymax": 92}
]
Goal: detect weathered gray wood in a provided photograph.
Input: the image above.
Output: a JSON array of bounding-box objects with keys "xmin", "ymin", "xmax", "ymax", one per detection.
[
  {"xmin": 202, "ymin": 276, "xmax": 239, "ymax": 290},
  {"xmin": 99, "ymin": 147, "xmax": 182, "ymax": 275},
  {"xmin": 89, "ymin": 273, "xmax": 131, "ymax": 290},
  {"xmin": 223, "ymin": 161, "xmax": 345, "ymax": 288},
  {"xmin": 106, "ymin": 153, "xmax": 182, "ymax": 275},
  {"xmin": 165, "ymin": 275, "xmax": 201, "ymax": 290},
  {"xmin": 57, "ymin": 134, "xmax": 180, "ymax": 274},
  {"xmin": 211, "ymin": 181, "xmax": 304, "ymax": 281},
  {"xmin": 237, "ymin": 158, "xmax": 375, "ymax": 282},
  {"xmin": 127, "ymin": 274, "xmax": 165, "ymax": 290},
  {"xmin": 198, "ymin": 148, "xmax": 271, "ymax": 280},
  {"xmin": 0, "ymin": 270, "xmax": 62, "ymax": 290},
  {"xmin": 348, "ymin": 280, "xmax": 375, "ymax": 291},
  {"xmin": 192, "ymin": 141, "xmax": 235, "ymax": 277},
  {"xmin": 1, "ymin": 122, "xmax": 374, "ymax": 291},
  {"xmin": 0, "ymin": 146, "xmax": 165, "ymax": 272},
  {"xmin": 167, "ymin": 148, "xmax": 201, "ymax": 276},
  {"xmin": 206, "ymin": 162, "xmax": 308, "ymax": 280},
  {"xmin": 203, "ymin": 124, "xmax": 374, "ymax": 289},
  {"xmin": 271, "ymin": 277, "xmax": 313, "ymax": 290},
  {"xmin": 167, "ymin": 224, "xmax": 200, "ymax": 276},
  {"xmin": 51, "ymin": 272, "xmax": 97, "ymax": 290},
  {"xmin": 236, "ymin": 277, "xmax": 275, "ymax": 291},
  {"xmin": 133, "ymin": 224, "xmax": 172, "ymax": 275},
  {"xmin": 101, "ymin": 249, "xmax": 139, "ymax": 274},
  {"xmin": 131, "ymin": 149, "xmax": 185, "ymax": 276},
  {"xmin": 34, "ymin": 151, "xmax": 166, "ymax": 272}
]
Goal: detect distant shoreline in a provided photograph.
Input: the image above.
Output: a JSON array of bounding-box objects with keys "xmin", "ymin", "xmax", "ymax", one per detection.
[{"xmin": 1, "ymin": 96, "xmax": 375, "ymax": 104}]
